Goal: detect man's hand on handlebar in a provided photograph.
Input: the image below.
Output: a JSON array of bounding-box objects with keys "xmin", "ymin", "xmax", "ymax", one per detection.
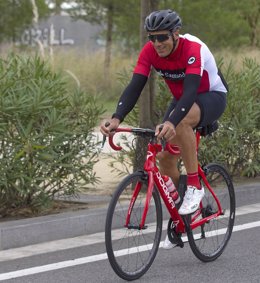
[
  {"xmin": 155, "ymin": 121, "xmax": 176, "ymax": 142},
  {"xmin": 100, "ymin": 118, "xmax": 120, "ymax": 136}
]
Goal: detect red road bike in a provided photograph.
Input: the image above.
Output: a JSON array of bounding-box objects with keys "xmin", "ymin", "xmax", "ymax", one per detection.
[{"xmin": 104, "ymin": 122, "xmax": 235, "ymax": 281}]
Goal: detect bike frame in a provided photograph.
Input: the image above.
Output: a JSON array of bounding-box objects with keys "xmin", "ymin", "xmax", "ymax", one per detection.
[{"xmin": 108, "ymin": 128, "xmax": 223, "ymax": 234}]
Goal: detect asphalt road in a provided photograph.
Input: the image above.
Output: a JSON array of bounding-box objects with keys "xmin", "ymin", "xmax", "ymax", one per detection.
[{"xmin": 0, "ymin": 188, "xmax": 259, "ymax": 283}]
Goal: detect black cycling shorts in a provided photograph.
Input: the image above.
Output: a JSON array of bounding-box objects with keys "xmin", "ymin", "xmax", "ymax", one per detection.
[{"xmin": 164, "ymin": 91, "xmax": 227, "ymax": 127}]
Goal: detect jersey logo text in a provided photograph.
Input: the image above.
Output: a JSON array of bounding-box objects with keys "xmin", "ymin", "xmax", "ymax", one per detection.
[{"xmin": 156, "ymin": 68, "xmax": 185, "ymax": 81}]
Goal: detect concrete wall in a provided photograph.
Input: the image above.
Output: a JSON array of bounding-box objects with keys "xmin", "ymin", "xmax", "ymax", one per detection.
[{"xmin": 17, "ymin": 15, "xmax": 104, "ymax": 52}]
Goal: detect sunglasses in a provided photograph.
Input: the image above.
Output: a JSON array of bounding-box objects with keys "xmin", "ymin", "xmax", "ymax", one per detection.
[{"xmin": 148, "ymin": 33, "xmax": 172, "ymax": 43}]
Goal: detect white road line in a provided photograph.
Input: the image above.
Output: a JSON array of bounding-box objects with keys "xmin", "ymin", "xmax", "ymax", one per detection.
[
  {"xmin": 0, "ymin": 254, "xmax": 109, "ymax": 281},
  {"xmin": 0, "ymin": 220, "xmax": 260, "ymax": 281},
  {"xmin": 0, "ymin": 203, "xmax": 260, "ymax": 263}
]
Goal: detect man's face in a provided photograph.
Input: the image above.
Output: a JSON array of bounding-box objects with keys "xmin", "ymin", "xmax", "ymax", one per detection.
[{"xmin": 148, "ymin": 30, "xmax": 175, "ymax": 57}]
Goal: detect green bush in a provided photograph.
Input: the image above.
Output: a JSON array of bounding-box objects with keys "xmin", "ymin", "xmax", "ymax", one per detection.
[
  {"xmin": 0, "ymin": 54, "xmax": 103, "ymax": 214},
  {"xmin": 199, "ymin": 58, "xmax": 260, "ymax": 177}
]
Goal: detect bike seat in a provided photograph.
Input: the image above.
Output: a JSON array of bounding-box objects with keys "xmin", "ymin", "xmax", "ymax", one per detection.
[{"xmin": 195, "ymin": 121, "xmax": 218, "ymax": 137}]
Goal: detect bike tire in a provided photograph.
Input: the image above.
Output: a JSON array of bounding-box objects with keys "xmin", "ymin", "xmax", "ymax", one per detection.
[
  {"xmin": 105, "ymin": 171, "xmax": 163, "ymax": 281},
  {"xmin": 187, "ymin": 163, "xmax": 235, "ymax": 262}
]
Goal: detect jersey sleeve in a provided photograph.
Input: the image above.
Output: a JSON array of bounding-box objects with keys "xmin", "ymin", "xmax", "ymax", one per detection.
[
  {"xmin": 112, "ymin": 74, "xmax": 148, "ymax": 122},
  {"xmin": 165, "ymin": 74, "xmax": 201, "ymax": 127},
  {"xmin": 133, "ymin": 42, "xmax": 153, "ymax": 77},
  {"xmin": 185, "ymin": 42, "xmax": 204, "ymax": 77}
]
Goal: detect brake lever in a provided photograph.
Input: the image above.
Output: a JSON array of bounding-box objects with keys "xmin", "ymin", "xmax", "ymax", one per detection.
[
  {"xmin": 101, "ymin": 121, "xmax": 116, "ymax": 149},
  {"xmin": 161, "ymin": 138, "xmax": 166, "ymax": 151},
  {"xmin": 158, "ymin": 125, "xmax": 166, "ymax": 151},
  {"xmin": 101, "ymin": 135, "xmax": 106, "ymax": 148}
]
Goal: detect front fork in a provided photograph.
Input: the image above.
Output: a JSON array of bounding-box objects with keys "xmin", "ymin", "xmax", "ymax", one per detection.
[{"xmin": 124, "ymin": 171, "xmax": 154, "ymax": 230}]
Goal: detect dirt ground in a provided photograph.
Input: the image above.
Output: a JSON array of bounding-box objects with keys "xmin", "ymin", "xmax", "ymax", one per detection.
[{"xmin": 87, "ymin": 153, "xmax": 126, "ymax": 196}]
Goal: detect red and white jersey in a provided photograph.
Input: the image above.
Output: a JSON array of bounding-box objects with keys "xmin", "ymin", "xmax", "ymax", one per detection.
[{"xmin": 134, "ymin": 34, "xmax": 227, "ymax": 100}]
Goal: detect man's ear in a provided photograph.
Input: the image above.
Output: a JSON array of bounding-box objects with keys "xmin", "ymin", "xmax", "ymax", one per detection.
[
  {"xmin": 174, "ymin": 28, "xmax": 180, "ymax": 36},
  {"xmin": 172, "ymin": 30, "xmax": 179, "ymax": 40}
]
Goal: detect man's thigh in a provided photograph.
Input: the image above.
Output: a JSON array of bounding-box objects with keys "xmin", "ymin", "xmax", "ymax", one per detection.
[
  {"xmin": 196, "ymin": 91, "xmax": 226, "ymax": 126},
  {"xmin": 167, "ymin": 103, "xmax": 200, "ymax": 146},
  {"xmin": 177, "ymin": 91, "xmax": 227, "ymax": 129}
]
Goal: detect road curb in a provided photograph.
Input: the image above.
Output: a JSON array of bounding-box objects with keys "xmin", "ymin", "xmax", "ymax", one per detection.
[
  {"xmin": 0, "ymin": 195, "xmax": 111, "ymax": 251},
  {"xmin": 0, "ymin": 181, "xmax": 259, "ymax": 250}
]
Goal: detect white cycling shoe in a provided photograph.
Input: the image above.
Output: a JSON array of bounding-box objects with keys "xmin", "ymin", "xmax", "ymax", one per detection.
[
  {"xmin": 178, "ymin": 185, "xmax": 205, "ymax": 215},
  {"xmin": 162, "ymin": 234, "xmax": 176, "ymax": 250}
]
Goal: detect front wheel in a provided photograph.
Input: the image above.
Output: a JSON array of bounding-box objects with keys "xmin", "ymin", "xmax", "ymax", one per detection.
[
  {"xmin": 105, "ymin": 171, "xmax": 162, "ymax": 281},
  {"xmin": 187, "ymin": 163, "xmax": 235, "ymax": 262}
]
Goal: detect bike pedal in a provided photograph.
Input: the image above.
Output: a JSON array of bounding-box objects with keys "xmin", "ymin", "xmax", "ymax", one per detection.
[
  {"xmin": 169, "ymin": 232, "xmax": 184, "ymax": 248},
  {"xmin": 167, "ymin": 218, "xmax": 184, "ymax": 248}
]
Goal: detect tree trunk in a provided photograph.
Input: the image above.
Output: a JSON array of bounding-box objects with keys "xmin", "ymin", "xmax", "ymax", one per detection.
[
  {"xmin": 149, "ymin": 0, "xmax": 160, "ymax": 125},
  {"xmin": 133, "ymin": 0, "xmax": 159, "ymax": 171},
  {"xmin": 138, "ymin": 0, "xmax": 159, "ymax": 127},
  {"xmin": 138, "ymin": 0, "xmax": 152, "ymax": 129},
  {"xmin": 243, "ymin": 1, "xmax": 259, "ymax": 47},
  {"xmin": 249, "ymin": 15, "xmax": 259, "ymax": 46},
  {"xmin": 104, "ymin": 4, "xmax": 113, "ymax": 74},
  {"xmin": 54, "ymin": 0, "xmax": 63, "ymax": 15}
]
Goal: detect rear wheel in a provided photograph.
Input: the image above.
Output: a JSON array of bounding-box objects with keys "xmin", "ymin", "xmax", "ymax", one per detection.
[
  {"xmin": 105, "ymin": 171, "xmax": 162, "ymax": 281},
  {"xmin": 187, "ymin": 163, "xmax": 235, "ymax": 262}
]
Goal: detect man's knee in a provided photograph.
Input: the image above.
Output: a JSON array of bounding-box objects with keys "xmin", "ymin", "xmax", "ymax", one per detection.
[
  {"xmin": 157, "ymin": 151, "xmax": 179, "ymax": 167},
  {"xmin": 176, "ymin": 103, "xmax": 201, "ymax": 130},
  {"xmin": 157, "ymin": 151, "xmax": 172, "ymax": 162}
]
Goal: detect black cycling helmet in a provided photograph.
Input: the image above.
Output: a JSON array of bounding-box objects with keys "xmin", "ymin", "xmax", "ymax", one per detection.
[{"xmin": 144, "ymin": 9, "xmax": 182, "ymax": 32}]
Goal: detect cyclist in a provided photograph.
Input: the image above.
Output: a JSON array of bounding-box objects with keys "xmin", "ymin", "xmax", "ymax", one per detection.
[{"xmin": 100, "ymin": 9, "xmax": 228, "ymax": 246}]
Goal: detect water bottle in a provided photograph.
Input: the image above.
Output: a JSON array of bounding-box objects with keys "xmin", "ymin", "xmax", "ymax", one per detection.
[{"xmin": 163, "ymin": 176, "xmax": 180, "ymax": 204}]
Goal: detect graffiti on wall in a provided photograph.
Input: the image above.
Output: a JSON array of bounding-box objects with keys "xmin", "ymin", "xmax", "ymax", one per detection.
[{"xmin": 19, "ymin": 25, "xmax": 74, "ymax": 47}]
